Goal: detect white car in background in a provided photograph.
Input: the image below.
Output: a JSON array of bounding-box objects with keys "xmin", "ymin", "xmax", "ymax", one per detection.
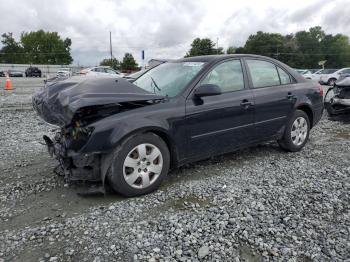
[
  {"xmin": 319, "ymin": 68, "xmax": 350, "ymax": 86},
  {"xmin": 56, "ymin": 68, "xmax": 72, "ymax": 77},
  {"xmin": 310, "ymin": 69, "xmax": 334, "ymax": 83},
  {"xmin": 80, "ymin": 66, "xmax": 124, "ymax": 77},
  {"xmin": 296, "ymin": 69, "xmax": 313, "ymax": 79}
]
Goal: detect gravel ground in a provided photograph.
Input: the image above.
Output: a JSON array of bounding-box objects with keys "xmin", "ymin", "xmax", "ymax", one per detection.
[{"xmin": 0, "ymin": 80, "xmax": 349, "ymax": 261}]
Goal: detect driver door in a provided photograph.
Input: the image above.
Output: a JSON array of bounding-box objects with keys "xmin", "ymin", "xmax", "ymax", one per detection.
[{"xmin": 185, "ymin": 59, "xmax": 255, "ymax": 160}]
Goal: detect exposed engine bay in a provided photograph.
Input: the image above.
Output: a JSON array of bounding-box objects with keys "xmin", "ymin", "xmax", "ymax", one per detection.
[{"xmin": 32, "ymin": 76, "xmax": 164, "ymax": 185}]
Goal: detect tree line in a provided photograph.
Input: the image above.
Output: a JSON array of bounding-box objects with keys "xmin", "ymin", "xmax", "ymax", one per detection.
[
  {"xmin": 0, "ymin": 30, "xmax": 73, "ymax": 64},
  {"xmin": 0, "ymin": 29, "xmax": 139, "ymax": 70},
  {"xmin": 186, "ymin": 26, "xmax": 350, "ymax": 69},
  {"xmin": 1, "ymin": 26, "xmax": 349, "ymax": 69},
  {"xmin": 100, "ymin": 53, "xmax": 138, "ymax": 71}
]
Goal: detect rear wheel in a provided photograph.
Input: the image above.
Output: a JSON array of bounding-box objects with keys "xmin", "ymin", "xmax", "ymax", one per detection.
[
  {"xmin": 108, "ymin": 133, "xmax": 170, "ymax": 197},
  {"xmin": 278, "ymin": 110, "xmax": 310, "ymax": 152}
]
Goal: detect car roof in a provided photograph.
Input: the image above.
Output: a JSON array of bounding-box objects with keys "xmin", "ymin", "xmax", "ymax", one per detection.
[{"xmin": 174, "ymin": 54, "xmax": 276, "ymax": 63}]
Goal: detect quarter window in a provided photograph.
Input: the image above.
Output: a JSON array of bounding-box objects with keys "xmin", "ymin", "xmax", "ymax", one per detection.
[
  {"xmin": 201, "ymin": 60, "xmax": 244, "ymax": 92},
  {"xmin": 246, "ymin": 60, "xmax": 281, "ymax": 88},
  {"xmin": 277, "ymin": 67, "xmax": 291, "ymax": 84}
]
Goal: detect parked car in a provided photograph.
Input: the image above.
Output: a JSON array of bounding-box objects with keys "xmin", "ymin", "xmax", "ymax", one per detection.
[
  {"xmin": 25, "ymin": 66, "xmax": 42, "ymax": 77},
  {"xmin": 337, "ymin": 72, "xmax": 350, "ymax": 81},
  {"xmin": 8, "ymin": 70, "xmax": 24, "ymax": 77},
  {"xmin": 57, "ymin": 68, "xmax": 72, "ymax": 78},
  {"xmin": 32, "ymin": 54, "xmax": 324, "ymax": 197},
  {"xmin": 324, "ymin": 77, "xmax": 350, "ymax": 115},
  {"xmin": 80, "ymin": 66, "xmax": 124, "ymax": 77},
  {"xmin": 296, "ymin": 69, "xmax": 313, "ymax": 79},
  {"xmin": 319, "ymin": 68, "xmax": 350, "ymax": 86},
  {"xmin": 311, "ymin": 69, "xmax": 337, "ymax": 83},
  {"xmin": 0, "ymin": 71, "xmax": 5, "ymax": 77}
]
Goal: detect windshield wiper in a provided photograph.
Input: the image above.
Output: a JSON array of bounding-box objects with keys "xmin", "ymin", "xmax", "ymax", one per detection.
[{"xmin": 150, "ymin": 77, "xmax": 161, "ymax": 93}]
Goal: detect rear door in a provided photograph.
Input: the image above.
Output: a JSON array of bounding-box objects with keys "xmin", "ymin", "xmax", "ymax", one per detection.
[
  {"xmin": 244, "ymin": 59, "xmax": 296, "ymax": 140},
  {"xmin": 185, "ymin": 59, "xmax": 255, "ymax": 159}
]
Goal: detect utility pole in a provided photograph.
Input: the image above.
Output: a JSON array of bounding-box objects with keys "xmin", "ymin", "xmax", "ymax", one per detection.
[
  {"xmin": 217, "ymin": 37, "xmax": 219, "ymax": 54},
  {"xmin": 109, "ymin": 31, "xmax": 113, "ymax": 61}
]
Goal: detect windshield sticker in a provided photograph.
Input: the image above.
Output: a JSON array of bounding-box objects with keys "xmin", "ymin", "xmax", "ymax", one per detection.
[{"xmin": 183, "ymin": 62, "xmax": 204, "ymax": 67}]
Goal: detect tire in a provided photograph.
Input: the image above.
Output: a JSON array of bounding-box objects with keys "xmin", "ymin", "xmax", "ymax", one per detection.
[
  {"xmin": 278, "ymin": 110, "xmax": 310, "ymax": 152},
  {"xmin": 108, "ymin": 132, "xmax": 170, "ymax": 197},
  {"xmin": 327, "ymin": 78, "xmax": 336, "ymax": 86},
  {"xmin": 324, "ymin": 87, "xmax": 336, "ymax": 116}
]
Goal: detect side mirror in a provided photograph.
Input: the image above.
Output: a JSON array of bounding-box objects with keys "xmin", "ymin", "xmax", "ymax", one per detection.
[{"xmin": 194, "ymin": 84, "xmax": 221, "ymax": 98}]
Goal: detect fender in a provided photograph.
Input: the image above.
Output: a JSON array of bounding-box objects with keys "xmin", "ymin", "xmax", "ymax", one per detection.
[{"xmin": 78, "ymin": 112, "xmax": 172, "ymax": 154}]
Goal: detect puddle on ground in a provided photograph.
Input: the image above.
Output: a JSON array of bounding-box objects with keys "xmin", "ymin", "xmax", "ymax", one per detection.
[
  {"xmin": 239, "ymin": 244, "xmax": 263, "ymax": 262},
  {"xmin": 334, "ymin": 130, "xmax": 350, "ymax": 140},
  {"xmin": 156, "ymin": 195, "xmax": 213, "ymax": 213},
  {"xmin": 1, "ymin": 184, "xmax": 123, "ymax": 231}
]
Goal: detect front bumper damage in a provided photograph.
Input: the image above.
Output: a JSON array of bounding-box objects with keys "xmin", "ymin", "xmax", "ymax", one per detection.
[
  {"xmin": 325, "ymin": 84, "xmax": 350, "ymax": 115},
  {"xmin": 43, "ymin": 132, "xmax": 102, "ymax": 183}
]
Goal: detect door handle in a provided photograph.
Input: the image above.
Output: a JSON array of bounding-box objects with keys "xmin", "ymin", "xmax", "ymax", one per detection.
[
  {"xmin": 240, "ymin": 99, "xmax": 253, "ymax": 108},
  {"xmin": 287, "ymin": 92, "xmax": 295, "ymax": 99}
]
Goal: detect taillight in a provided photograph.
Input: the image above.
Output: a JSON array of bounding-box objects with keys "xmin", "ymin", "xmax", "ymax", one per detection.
[{"xmin": 318, "ymin": 85, "xmax": 324, "ymax": 97}]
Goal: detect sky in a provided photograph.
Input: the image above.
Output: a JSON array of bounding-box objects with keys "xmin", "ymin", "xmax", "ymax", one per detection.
[{"xmin": 0, "ymin": 0, "xmax": 349, "ymax": 66}]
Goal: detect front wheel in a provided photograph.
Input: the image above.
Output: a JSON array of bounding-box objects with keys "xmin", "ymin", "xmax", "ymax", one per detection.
[
  {"xmin": 108, "ymin": 133, "xmax": 170, "ymax": 197},
  {"xmin": 278, "ymin": 110, "xmax": 310, "ymax": 152}
]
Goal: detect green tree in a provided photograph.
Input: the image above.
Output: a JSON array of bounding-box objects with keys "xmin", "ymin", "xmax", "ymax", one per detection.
[
  {"xmin": 185, "ymin": 38, "xmax": 223, "ymax": 57},
  {"xmin": 0, "ymin": 33, "xmax": 24, "ymax": 63},
  {"xmin": 226, "ymin": 46, "xmax": 236, "ymax": 54},
  {"xmin": 242, "ymin": 31, "xmax": 286, "ymax": 58},
  {"xmin": 20, "ymin": 30, "xmax": 73, "ymax": 64},
  {"xmin": 321, "ymin": 34, "xmax": 350, "ymax": 68},
  {"xmin": 120, "ymin": 53, "xmax": 138, "ymax": 70},
  {"xmin": 100, "ymin": 57, "xmax": 120, "ymax": 70}
]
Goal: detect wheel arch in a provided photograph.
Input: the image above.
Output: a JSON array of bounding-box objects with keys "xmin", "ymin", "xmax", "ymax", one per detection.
[
  {"xmin": 116, "ymin": 126, "xmax": 179, "ymax": 169},
  {"xmin": 296, "ymin": 104, "xmax": 314, "ymax": 128}
]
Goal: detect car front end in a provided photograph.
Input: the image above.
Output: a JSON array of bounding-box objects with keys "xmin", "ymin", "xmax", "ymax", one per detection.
[
  {"xmin": 32, "ymin": 76, "xmax": 165, "ymax": 183},
  {"xmin": 324, "ymin": 78, "xmax": 350, "ymax": 115}
]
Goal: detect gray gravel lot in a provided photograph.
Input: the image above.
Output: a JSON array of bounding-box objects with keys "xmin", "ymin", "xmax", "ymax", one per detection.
[{"xmin": 0, "ymin": 79, "xmax": 349, "ymax": 261}]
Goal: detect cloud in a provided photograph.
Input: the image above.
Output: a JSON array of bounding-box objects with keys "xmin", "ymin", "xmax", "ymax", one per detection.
[{"xmin": 0, "ymin": 0, "xmax": 348, "ymax": 65}]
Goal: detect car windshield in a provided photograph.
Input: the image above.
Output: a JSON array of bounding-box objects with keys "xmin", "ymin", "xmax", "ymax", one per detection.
[
  {"xmin": 296, "ymin": 70, "xmax": 307, "ymax": 74},
  {"xmin": 127, "ymin": 69, "xmax": 149, "ymax": 79},
  {"xmin": 133, "ymin": 62, "xmax": 205, "ymax": 97},
  {"xmin": 319, "ymin": 69, "xmax": 337, "ymax": 74}
]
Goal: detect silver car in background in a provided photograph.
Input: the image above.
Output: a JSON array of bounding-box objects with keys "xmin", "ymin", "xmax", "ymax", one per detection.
[{"xmin": 79, "ymin": 66, "xmax": 124, "ymax": 77}]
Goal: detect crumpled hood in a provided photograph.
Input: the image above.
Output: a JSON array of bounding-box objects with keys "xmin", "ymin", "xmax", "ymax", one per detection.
[{"xmin": 32, "ymin": 76, "xmax": 164, "ymax": 126}]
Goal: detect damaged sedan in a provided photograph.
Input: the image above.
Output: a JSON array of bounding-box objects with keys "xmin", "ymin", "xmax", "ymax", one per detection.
[
  {"xmin": 324, "ymin": 77, "xmax": 350, "ymax": 116},
  {"xmin": 33, "ymin": 55, "xmax": 324, "ymax": 196}
]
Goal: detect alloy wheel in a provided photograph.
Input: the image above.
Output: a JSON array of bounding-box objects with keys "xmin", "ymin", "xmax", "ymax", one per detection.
[
  {"xmin": 123, "ymin": 143, "xmax": 163, "ymax": 189},
  {"xmin": 291, "ymin": 117, "xmax": 308, "ymax": 146}
]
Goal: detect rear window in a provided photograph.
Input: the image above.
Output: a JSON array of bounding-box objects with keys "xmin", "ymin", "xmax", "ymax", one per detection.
[{"xmin": 246, "ymin": 60, "xmax": 280, "ymax": 88}]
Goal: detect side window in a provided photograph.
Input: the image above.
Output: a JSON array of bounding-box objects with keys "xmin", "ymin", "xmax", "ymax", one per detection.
[
  {"xmin": 277, "ymin": 67, "xmax": 291, "ymax": 84},
  {"xmin": 246, "ymin": 60, "xmax": 280, "ymax": 88},
  {"xmin": 106, "ymin": 69, "xmax": 116, "ymax": 74},
  {"xmin": 201, "ymin": 60, "xmax": 244, "ymax": 92}
]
